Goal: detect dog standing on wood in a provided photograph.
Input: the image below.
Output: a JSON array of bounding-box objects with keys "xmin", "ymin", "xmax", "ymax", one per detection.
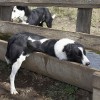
[
  {"xmin": 5, "ymin": 32, "xmax": 90, "ymax": 94},
  {"xmin": 11, "ymin": 6, "xmax": 56, "ymax": 28}
]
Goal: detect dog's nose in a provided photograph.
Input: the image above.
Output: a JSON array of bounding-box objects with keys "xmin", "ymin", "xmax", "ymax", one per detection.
[{"xmin": 86, "ymin": 62, "xmax": 90, "ymax": 66}]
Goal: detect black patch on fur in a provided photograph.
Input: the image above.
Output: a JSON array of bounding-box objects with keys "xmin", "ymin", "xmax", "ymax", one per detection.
[
  {"xmin": 63, "ymin": 43, "xmax": 85, "ymax": 64},
  {"xmin": 24, "ymin": 40, "xmax": 42, "ymax": 55},
  {"xmin": 17, "ymin": 6, "xmax": 30, "ymax": 16},
  {"xmin": 41, "ymin": 39, "xmax": 58, "ymax": 57},
  {"xmin": 5, "ymin": 32, "xmax": 45, "ymax": 64},
  {"xmin": 27, "ymin": 7, "xmax": 53, "ymax": 28}
]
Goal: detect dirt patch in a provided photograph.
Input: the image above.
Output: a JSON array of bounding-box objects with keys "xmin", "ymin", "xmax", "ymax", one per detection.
[
  {"xmin": 0, "ymin": 60, "xmax": 92, "ymax": 100},
  {"xmin": 43, "ymin": 15, "xmax": 100, "ymax": 36},
  {"xmin": 49, "ymin": 7, "xmax": 100, "ymax": 35}
]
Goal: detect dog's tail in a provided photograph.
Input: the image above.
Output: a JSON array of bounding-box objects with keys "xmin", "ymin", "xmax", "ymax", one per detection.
[
  {"xmin": 5, "ymin": 35, "xmax": 17, "ymax": 65},
  {"xmin": 52, "ymin": 14, "xmax": 56, "ymax": 19}
]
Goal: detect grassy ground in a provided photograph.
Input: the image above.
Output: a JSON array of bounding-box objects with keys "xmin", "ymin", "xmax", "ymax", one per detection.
[{"xmin": 0, "ymin": 60, "xmax": 92, "ymax": 100}]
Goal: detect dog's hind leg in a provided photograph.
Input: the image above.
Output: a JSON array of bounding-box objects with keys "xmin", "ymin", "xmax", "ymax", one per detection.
[{"xmin": 10, "ymin": 53, "xmax": 27, "ymax": 94}]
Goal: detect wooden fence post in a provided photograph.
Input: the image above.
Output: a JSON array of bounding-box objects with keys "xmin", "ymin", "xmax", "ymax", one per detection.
[
  {"xmin": 0, "ymin": 6, "xmax": 13, "ymax": 21},
  {"xmin": 93, "ymin": 72, "xmax": 100, "ymax": 100},
  {"xmin": 76, "ymin": 8, "xmax": 92, "ymax": 34}
]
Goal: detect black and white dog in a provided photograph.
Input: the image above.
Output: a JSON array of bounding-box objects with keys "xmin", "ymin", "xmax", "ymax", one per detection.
[
  {"xmin": 5, "ymin": 32, "xmax": 90, "ymax": 94},
  {"xmin": 11, "ymin": 6, "xmax": 55, "ymax": 28}
]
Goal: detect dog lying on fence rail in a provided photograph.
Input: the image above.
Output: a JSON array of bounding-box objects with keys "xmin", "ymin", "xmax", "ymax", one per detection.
[
  {"xmin": 5, "ymin": 32, "xmax": 90, "ymax": 94},
  {"xmin": 11, "ymin": 6, "xmax": 56, "ymax": 28}
]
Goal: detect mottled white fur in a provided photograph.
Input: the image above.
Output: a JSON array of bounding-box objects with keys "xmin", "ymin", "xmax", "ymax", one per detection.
[
  {"xmin": 52, "ymin": 14, "xmax": 56, "ymax": 19},
  {"xmin": 39, "ymin": 38, "xmax": 48, "ymax": 43},
  {"xmin": 28, "ymin": 36, "xmax": 48, "ymax": 43},
  {"xmin": 11, "ymin": 6, "xmax": 27, "ymax": 23},
  {"xmin": 28, "ymin": 36, "xmax": 36, "ymax": 42},
  {"xmin": 10, "ymin": 53, "xmax": 27, "ymax": 94}
]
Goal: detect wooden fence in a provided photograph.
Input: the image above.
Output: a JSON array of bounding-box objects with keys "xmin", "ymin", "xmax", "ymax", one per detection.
[
  {"xmin": 0, "ymin": 1, "xmax": 100, "ymax": 100},
  {"xmin": 0, "ymin": 0, "xmax": 100, "ymax": 33}
]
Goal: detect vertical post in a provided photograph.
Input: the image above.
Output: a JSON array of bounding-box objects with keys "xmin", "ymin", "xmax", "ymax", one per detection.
[
  {"xmin": 0, "ymin": 6, "xmax": 13, "ymax": 21},
  {"xmin": 76, "ymin": 8, "xmax": 92, "ymax": 34},
  {"xmin": 93, "ymin": 72, "xmax": 100, "ymax": 100}
]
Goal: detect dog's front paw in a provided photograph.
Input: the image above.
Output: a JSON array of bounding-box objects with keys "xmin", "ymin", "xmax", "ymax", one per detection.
[{"xmin": 11, "ymin": 89, "xmax": 18, "ymax": 95}]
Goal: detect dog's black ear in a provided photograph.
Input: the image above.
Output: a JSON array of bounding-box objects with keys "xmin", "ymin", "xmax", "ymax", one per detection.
[
  {"xmin": 16, "ymin": 6, "xmax": 30, "ymax": 16},
  {"xmin": 63, "ymin": 44, "xmax": 73, "ymax": 55},
  {"xmin": 17, "ymin": 6, "xmax": 26, "ymax": 10}
]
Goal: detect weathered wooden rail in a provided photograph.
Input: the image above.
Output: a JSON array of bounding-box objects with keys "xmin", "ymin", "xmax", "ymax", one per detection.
[
  {"xmin": 0, "ymin": 21, "xmax": 100, "ymax": 52},
  {"xmin": 0, "ymin": 0, "xmax": 100, "ymax": 100},
  {"xmin": 0, "ymin": 0, "xmax": 100, "ymax": 8}
]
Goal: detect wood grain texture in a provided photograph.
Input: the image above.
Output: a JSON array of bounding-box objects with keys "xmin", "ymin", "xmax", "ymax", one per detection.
[
  {"xmin": 93, "ymin": 72, "xmax": 100, "ymax": 100},
  {"xmin": 93, "ymin": 72, "xmax": 100, "ymax": 89},
  {"xmin": 76, "ymin": 8, "xmax": 92, "ymax": 34},
  {"xmin": 0, "ymin": 6, "xmax": 12, "ymax": 21},
  {"xmin": 0, "ymin": 0, "xmax": 100, "ymax": 8},
  {"xmin": 0, "ymin": 21, "xmax": 100, "ymax": 52}
]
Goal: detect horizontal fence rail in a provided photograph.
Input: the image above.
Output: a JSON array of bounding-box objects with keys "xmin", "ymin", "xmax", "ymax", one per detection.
[
  {"xmin": 0, "ymin": 21, "xmax": 100, "ymax": 52},
  {"xmin": 0, "ymin": 0, "xmax": 100, "ymax": 8}
]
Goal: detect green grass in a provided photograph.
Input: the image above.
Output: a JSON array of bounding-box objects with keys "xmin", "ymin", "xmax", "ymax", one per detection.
[
  {"xmin": 0, "ymin": 60, "xmax": 79, "ymax": 100},
  {"xmin": 43, "ymin": 81, "xmax": 78, "ymax": 100},
  {"xmin": 49, "ymin": 7, "xmax": 77, "ymax": 21},
  {"xmin": 0, "ymin": 33, "xmax": 10, "ymax": 41}
]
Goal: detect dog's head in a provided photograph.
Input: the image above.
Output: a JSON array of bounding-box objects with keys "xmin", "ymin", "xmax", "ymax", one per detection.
[
  {"xmin": 63, "ymin": 43, "xmax": 90, "ymax": 66},
  {"xmin": 11, "ymin": 6, "xmax": 29, "ymax": 23}
]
